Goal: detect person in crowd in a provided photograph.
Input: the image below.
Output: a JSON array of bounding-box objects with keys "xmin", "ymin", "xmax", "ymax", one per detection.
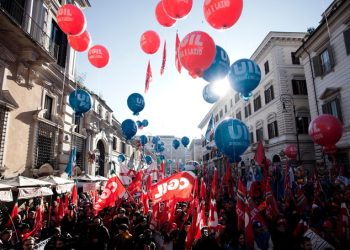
[
  {"xmin": 233, "ymin": 231, "xmax": 250, "ymax": 250},
  {"xmin": 300, "ymin": 236, "xmax": 313, "ymax": 250},
  {"xmin": 21, "ymin": 237, "xmax": 35, "ymax": 250},
  {"xmin": 135, "ymin": 229, "xmax": 157, "ymax": 250},
  {"xmin": 253, "ymin": 221, "xmax": 273, "ymax": 250},
  {"xmin": 87, "ymin": 216, "xmax": 110, "ymax": 250},
  {"xmin": 111, "ymin": 207, "xmax": 129, "ymax": 236},
  {"xmin": 0, "ymin": 229, "xmax": 14, "ymax": 249},
  {"xmin": 192, "ymin": 226, "xmax": 220, "ymax": 250},
  {"xmin": 271, "ymin": 216, "xmax": 294, "ymax": 250},
  {"xmin": 109, "ymin": 223, "xmax": 134, "ymax": 250},
  {"xmin": 23, "ymin": 211, "xmax": 36, "ymax": 230}
]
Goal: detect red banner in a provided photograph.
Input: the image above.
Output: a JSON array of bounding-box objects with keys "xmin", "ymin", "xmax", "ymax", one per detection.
[
  {"xmin": 94, "ymin": 176, "xmax": 126, "ymax": 213},
  {"xmin": 149, "ymin": 171, "xmax": 196, "ymax": 203}
]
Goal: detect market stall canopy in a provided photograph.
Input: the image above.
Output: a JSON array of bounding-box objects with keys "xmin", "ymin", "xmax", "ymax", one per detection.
[
  {"xmin": 74, "ymin": 174, "xmax": 100, "ymax": 182},
  {"xmin": 38, "ymin": 175, "xmax": 74, "ymax": 194},
  {"xmin": 0, "ymin": 183, "xmax": 13, "ymax": 202},
  {"xmin": 0, "ymin": 176, "xmax": 53, "ymax": 199},
  {"xmin": 95, "ymin": 175, "xmax": 108, "ymax": 181}
]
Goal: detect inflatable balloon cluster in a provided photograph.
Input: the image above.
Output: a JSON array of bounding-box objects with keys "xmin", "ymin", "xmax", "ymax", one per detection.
[
  {"xmin": 214, "ymin": 118, "xmax": 249, "ymax": 162},
  {"xmin": 308, "ymin": 114, "xmax": 343, "ymax": 155},
  {"xmin": 228, "ymin": 58, "xmax": 261, "ymax": 101},
  {"xmin": 69, "ymin": 89, "xmax": 92, "ymax": 117},
  {"xmin": 136, "ymin": 119, "xmax": 149, "ymax": 130}
]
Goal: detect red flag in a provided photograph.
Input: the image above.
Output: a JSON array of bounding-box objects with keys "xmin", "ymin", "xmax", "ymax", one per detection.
[
  {"xmin": 194, "ymin": 201, "xmax": 207, "ymax": 240},
  {"xmin": 160, "ymin": 41, "xmax": 166, "ymax": 75},
  {"xmin": 254, "ymin": 140, "xmax": 268, "ymax": 177},
  {"xmin": 199, "ymin": 177, "xmax": 206, "ymax": 201},
  {"xmin": 150, "ymin": 202, "xmax": 159, "ymax": 230},
  {"xmin": 185, "ymin": 197, "xmax": 198, "ymax": 249},
  {"xmin": 175, "ymin": 32, "xmax": 182, "ymax": 73},
  {"xmin": 284, "ymin": 162, "xmax": 292, "ymax": 206},
  {"xmin": 236, "ymin": 179, "xmax": 246, "ymax": 230},
  {"xmin": 244, "ymin": 197, "xmax": 255, "ymax": 249},
  {"xmin": 71, "ymin": 184, "xmax": 78, "ymax": 207},
  {"xmin": 141, "ymin": 190, "xmax": 149, "ymax": 215},
  {"xmin": 265, "ymin": 179, "xmax": 279, "ymax": 219},
  {"xmin": 208, "ymin": 198, "xmax": 218, "ymax": 230},
  {"xmin": 7, "ymin": 202, "xmax": 18, "ymax": 227},
  {"xmin": 144, "ymin": 60, "xmax": 152, "ymax": 93},
  {"xmin": 149, "ymin": 171, "xmax": 196, "ymax": 203},
  {"xmin": 22, "ymin": 200, "xmax": 43, "ymax": 240},
  {"xmin": 94, "ymin": 176, "xmax": 126, "ymax": 213},
  {"xmin": 336, "ymin": 202, "xmax": 350, "ymax": 240},
  {"xmin": 159, "ymin": 160, "xmax": 165, "ymax": 180},
  {"xmin": 146, "ymin": 174, "xmax": 152, "ymax": 191},
  {"xmin": 211, "ymin": 168, "xmax": 218, "ymax": 199},
  {"xmin": 127, "ymin": 170, "xmax": 143, "ymax": 195},
  {"xmin": 312, "ymin": 168, "xmax": 323, "ymax": 205},
  {"xmin": 57, "ymin": 197, "xmax": 65, "ymax": 224},
  {"xmin": 295, "ymin": 185, "xmax": 308, "ymax": 212}
]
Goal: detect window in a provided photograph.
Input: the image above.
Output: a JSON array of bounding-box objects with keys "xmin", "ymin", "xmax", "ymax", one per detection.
[
  {"xmin": 105, "ymin": 111, "xmax": 109, "ymax": 121},
  {"xmin": 264, "ymin": 85, "xmax": 274, "ymax": 104},
  {"xmin": 297, "ymin": 117, "xmax": 309, "ymax": 134},
  {"xmin": 292, "ymin": 80, "xmax": 308, "ymax": 95},
  {"xmin": 264, "ymin": 61, "xmax": 269, "ymax": 74},
  {"xmin": 230, "ymin": 98, "xmax": 233, "ymax": 108},
  {"xmin": 51, "ymin": 20, "xmax": 67, "ymax": 67},
  {"xmin": 72, "ymin": 135, "xmax": 86, "ymax": 170},
  {"xmin": 215, "ymin": 114, "xmax": 219, "ymax": 122},
  {"xmin": 121, "ymin": 142, "xmax": 126, "ymax": 154},
  {"xmin": 219, "ymin": 109, "xmax": 223, "ymax": 118},
  {"xmin": 322, "ymin": 97, "xmax": 342, "ymax": 121},
  {"xmin": 250, "ymin": 132, "xmax": 254, "ymax": 144},
  {"xmin": 291, "ymin": 52, "xmax": 300, "ymax": 64},
  {"xmin": 344, "ymin": 28, "xmax": 350, "ymax": 55},
  {"xmin": 312, "ymin": 45, "xmax": 335, "ymax": 77},
  {"xmin": 1, "ymin": 0, "xmax": 25, "ymax": 25},
  {"xmin": 112, "ymin": 137, "xmax": 117, "ymax": 151},
  {"xmin": 244, "ymin": 103, "xmax": 252, "ymax": 118},
  {"xmin": 225, "ymin": 105, "xmax": 228, "ymax": 114},
  {"xmin": 236, "ymin": 111, "xmax": 242, "ymax": 120},
  {"xmin": 253, "ymin": 96, "xmax": 262, "ymax": 112},
  {"xmin": 43, "ymin": 95, "xmax": 53, "ymax": 120},
  {"xmin": 74, "ymin": 116, "xmax": 80, "ymax": 133},
  {"xmin": 235, "ymin": 93, "xmax": 240, "ymax": 103},
  {"xmin": 98, "ymin": 104, "xmax": 103, "ymax": 117},
  {"xmin": 35, "ymin": 122, "xmax": 57, "ymax": 169},
  {"xmin": 268, "ymin": 121, "xmax": 278, "ymax": 139},
  {"xmin": 0, "ymin": 105, "xmax": 9, "ymax": 168},
  {"xmin": 256, "ymin": 127, "xmax": 264, "ymax": 142}
]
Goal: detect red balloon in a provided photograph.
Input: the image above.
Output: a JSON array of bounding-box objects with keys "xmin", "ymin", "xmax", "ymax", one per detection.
[
  {"xmin": 178, "ymin": 31, "xmax": 216, "ymax": 77},
  {"xmin": 155, "ymin": 1, "xmax": 176, "ymax": 27},
  {"xmin": 140, "ymin": 30, "xmax": 161, "ymax": 54},
  {"xmin": 68, "ymin": 30, "xmax": 91, "ymax": 52},
  {"xmin": 283, "ymin": 144, "xmax": 297, "ymax": 159},
  {"xmin": 308, "ymin": 114, "xmax": 342, "ymax": 147},
  {"xmin": 88, "ymin": 45, "xmax": 110, "ymax": 68},
  {"xmin": 56, "ymin": 4, "xmax": 86, "ymax": 36},
  {"xmin": 162, "ymin": 0, "xmax": 193, "ymax": 19},
  {"xmin": 204, "ymin": 0, "xmax": 243, "ymax": 30}
]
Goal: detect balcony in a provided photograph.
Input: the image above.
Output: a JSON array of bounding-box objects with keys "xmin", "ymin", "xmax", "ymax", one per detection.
[{"xmin": 0, "ymin": 0, "xmax": 59, "ymax": 63}]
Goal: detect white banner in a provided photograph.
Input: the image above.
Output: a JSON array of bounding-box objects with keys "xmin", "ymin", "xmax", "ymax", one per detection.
[
  {"xmin": 304, "ymin": 229, "xmax": 335, "ymax": 250},
  {"xmin": 0, "ymin": 190, "xmax": 13, "ymax": 202},
  {"xmin": 18, "ymin": 187, "xmax": 53, "ymax": 199},
  {"xmin": 56, "ymin": 183, "xmax": 74, "ymax": 194},
  {"xmin": 83, "ymin": 182, "xmax": 97, "ymax": 192}
]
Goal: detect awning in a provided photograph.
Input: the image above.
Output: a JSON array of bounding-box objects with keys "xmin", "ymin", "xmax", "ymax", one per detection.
[
  {"xmin": 38, "ymin": 175, "xmax": 74, "ymax": 194},
  {"xmin": 74, "ymin": 174, "xmax": 100, "ymax": 182},
  {"xmin": 0, "ymin": 183, "xmax": 13, "ymax": 202},
  {"xmin": 0, "ymin": 176, "xmax": 52, "ymax": 187},
  {"xmin": 18, "ymin": 187, "xmax": 53, "ymax": 199}
]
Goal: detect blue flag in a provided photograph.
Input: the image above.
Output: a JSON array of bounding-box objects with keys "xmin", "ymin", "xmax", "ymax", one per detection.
[
  {"xmin": 65, "ymin": 147, "xmax": 77, "ymax": 177},
  {"xmin": 205, "ymin": 114, "xmax": 215, "ymax": 143}
]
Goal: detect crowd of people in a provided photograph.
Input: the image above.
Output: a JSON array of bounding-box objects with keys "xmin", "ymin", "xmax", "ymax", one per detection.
[{"xmin": 0, "ymin": 160, "xmax": 349, "ymax": 250}]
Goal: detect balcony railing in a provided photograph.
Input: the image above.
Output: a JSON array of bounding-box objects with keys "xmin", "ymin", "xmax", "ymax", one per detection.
[{"xmin": 0, "ymin": 0, "xmax": 59, "ymax": 60}]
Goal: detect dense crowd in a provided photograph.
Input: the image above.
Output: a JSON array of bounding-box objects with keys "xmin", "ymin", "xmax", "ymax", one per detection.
[{"xmin": 0, "ymin": 160, "xmax": 349, "ymax": 250}]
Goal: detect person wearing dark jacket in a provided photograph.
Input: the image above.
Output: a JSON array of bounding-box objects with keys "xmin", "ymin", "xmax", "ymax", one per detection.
[
  {"xmin": 192, "ymin": 226, "xmax": 220, "ymax": 250},
  {"xmin": 87, "ymin": 216, "xmax": 110, "ymax": 250},
  {"xmin": 109, "ymin": 224, "xmax": 134, "ymax": 250}
]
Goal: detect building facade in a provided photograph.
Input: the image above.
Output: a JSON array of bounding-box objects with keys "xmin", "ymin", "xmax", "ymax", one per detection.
[
  {"xmin": 296, "ymin": 0, "xmax": 350, "ymax": 169},
  {"xmin": 188, "ymin": 138, "xmax": 202, "ymax": 163},
  {"xmin": 199, "ymin": 32, "xmax": 315, "ymax": 168},
  {"xmin": 0, "ymin": 0, "xmax": 134, "ymax": 178}
]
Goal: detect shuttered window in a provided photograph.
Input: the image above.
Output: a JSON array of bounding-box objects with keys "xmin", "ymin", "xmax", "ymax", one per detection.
[
  {"xmin": 0, "ymin": 106, "xmax": 8, "ymax": 168},
  {"xmin": 312, "ymin": 45, "xmax": 335, "ymax": 77},
  {"xmin": 343, "ymin": 28, "xmax": 350, "ymax": 55}
]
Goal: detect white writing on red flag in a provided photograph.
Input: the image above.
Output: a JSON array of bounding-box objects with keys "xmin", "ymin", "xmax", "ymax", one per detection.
[
  {"xmin": 149, "ymin": 171, "xmax": 196, "ymax": 203},
  {"xmin": 94, "ymin": 176, "xmax": 126, "ymax": 213}
]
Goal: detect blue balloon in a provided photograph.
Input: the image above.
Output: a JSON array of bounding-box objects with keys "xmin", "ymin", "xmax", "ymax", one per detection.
[
  {"xmin": 142, "ymin": 119, "xmax": 149, "ymax": 127},
  {"xmin": 69, "ymin": 89, "xmax": 92, "ymax": 117},
  {"xmin": 214, "ymin": 118, "xmax": 250, "ymax": 160},
  {"xmin": 152, "ymin": 136, "xmax": 160, "ymax": 145},
  {"xmin": 203, "ymin": 45, "xmax": 230, "ymax": 83},
  {"xmin": 145, "ymin": 155, "xmax": 153, "ymax": 165},
  {"xmin": 181, "ymin": 136, "xmax": 190, "ymax": 148},
  {"xmin": 202, "ymin": 83, "xmax": 220, "ymax": 104},
  {"xmin": 136, "ymin": 120, "xmax": 143, "ymax": 128},
  {"xmin": 172, "ymin": 139, "xmax": 180, "ymax": 150},
  {"xmin": 127, "ymin": 93, "xmax": 145, "ymax": 115},
  {"xmin": 139, "ymin": 135, "xmax": 148, "ymax": 146},
  {"xmin": 154, "ymin": 141, "xmax": 165, "ymax": 153},
  {"xmin": 117, "ymin": 154, "xmax": 126, "ymax": 163},
  {"xmin": 121, "ymin": 119, "xmax": 137, "ymax": 140},
  {"xmin": 228, "ymin": 59, "xmax": 261, "ymax": 98},
  {"xmin": 159, "ymin": 155, "xmax": 165, "ymax": 161}
]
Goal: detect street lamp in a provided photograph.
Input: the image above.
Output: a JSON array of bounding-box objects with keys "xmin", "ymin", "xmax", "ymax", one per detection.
[{"xmin": 280, "ymin": 94, "xmax": 301, "ymax": 164}]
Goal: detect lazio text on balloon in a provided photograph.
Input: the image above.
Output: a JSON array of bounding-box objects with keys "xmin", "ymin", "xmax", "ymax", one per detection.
[{"xmin": 205, "ymin": 0, "xmax": 231, "ymax": 17}]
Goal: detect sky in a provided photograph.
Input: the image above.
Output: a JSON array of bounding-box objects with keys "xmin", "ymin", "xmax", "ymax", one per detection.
[{"xmin": 76, "ymin": 0, "xmax": 333, "ymax": 141}]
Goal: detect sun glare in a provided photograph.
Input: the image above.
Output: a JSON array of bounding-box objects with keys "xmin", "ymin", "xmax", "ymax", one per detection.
[{"xmin": 211, "ymin": 78, "xmax": 231, "ymax": 97}]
